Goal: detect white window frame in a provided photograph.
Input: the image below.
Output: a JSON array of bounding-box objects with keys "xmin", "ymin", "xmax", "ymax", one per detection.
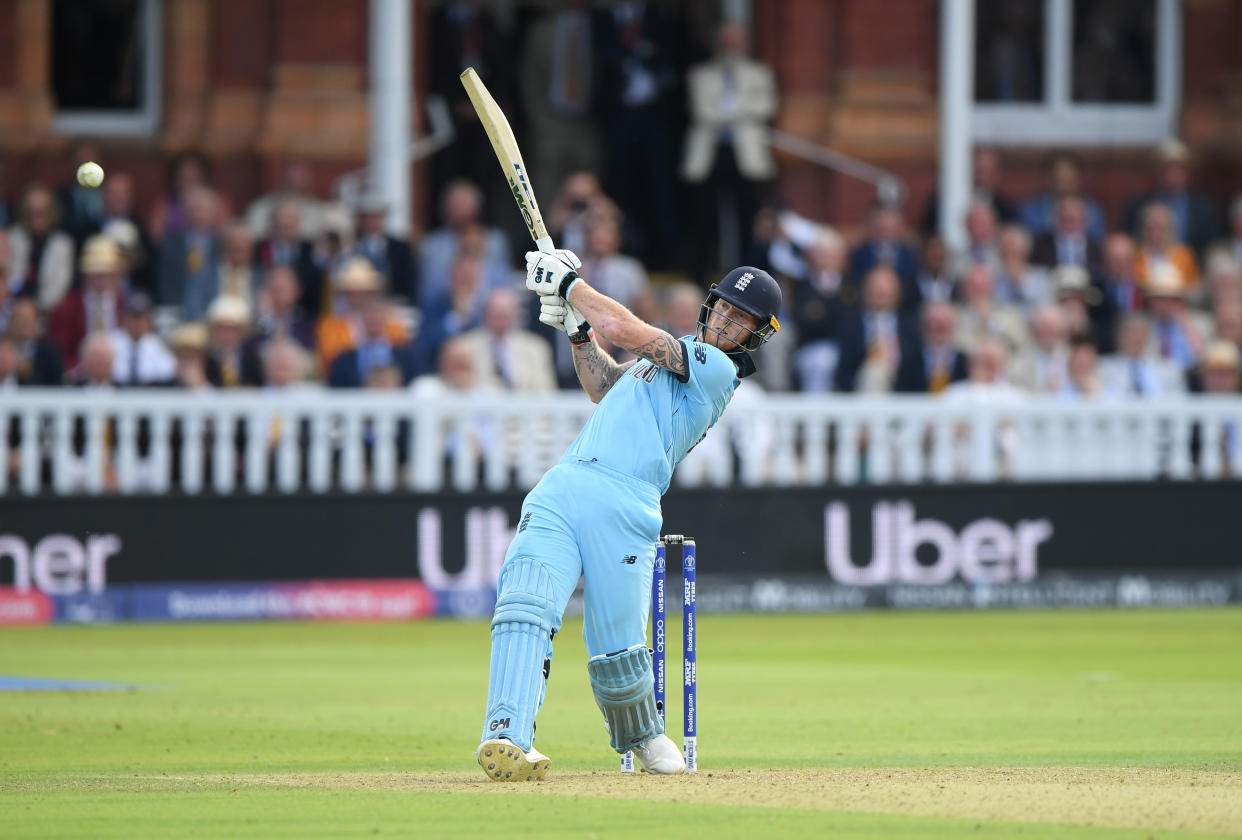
[
  {"xmin": 973, "ymin": 0, "xmax": 1181, "ymax": 146},
  {"xmin": 52, "ymin": 0, "xmax": 163, "ymax": 137}
]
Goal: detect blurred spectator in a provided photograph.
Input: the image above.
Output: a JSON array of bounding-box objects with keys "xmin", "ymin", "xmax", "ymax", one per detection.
[
  {"xmin": 1098, "ymin": 313, "xmax": 1185, "ymax": 397},
  {"xmin": 328, "ymin": 296, "xmax": 429, "ymax": 388},
  {"xmin": 168, "ymin": 322, "xmax": 211, "ymax": 391},
  {"xmin": 521, "ymin": 1, "xmax": 601, "ymax": 200},
  {"xmin": 1213, "ymin": 300, "xmax": 1242, "ymax": 351},
  {"xmin": 346, "ymin": 193, "xmax": 415, "ymax": 304},
  {"xmin": 8, "ymin": 184, "xmax": 75, "ymax": 311},
  {"xmin": 845, "ymin": 205, "xmax": 921, "ymax": 313},
  {"xmin": 428, "ymin": 0, "xmax": 511, "ymax": 213},
  {"xmin": 263, "ymin": 339, "xmax": 312, "ymax": 389},
  {"xmin": 1145, "ymin": 266, "xmax": 1206, "ymax": 373},
  {"xmin": 1053, "ymin": 266, "xmax": 1101, "ymax": 346},
  {"xmin": 418, "ymin": 254, "xmax": 490, "ymax": 361},
  {"xmin": 834, "ymin": 266, "xmax": 919, "ymax": 393},
  {"xmin": 1134, "ymin": 202, "xmax": 1199, "ymax": 291},
  {"xmin": 899, "ymin": 301, "xmax": 968, "ymax": 394},
  {"xmin": 157, "ymin": 185, "xmax": 224, "ymax": 321},
  {"xmin": 942, "ymin": 337, "xmax": 1026, "ymax": 404},
  {"xmin": 1097, "ymin": 233, "xmax": 1144, "ymax": 314},
  {"xmin": 458, "ymin": 287, "xmax": 555, "ymax": 393},
  {"xmin": 48, "ymin": 235, "xmax": 125, "ymax": 371},
  {"xmin": 0, "ymin": 233, "xmax": 12, "ymax": 330},
  {"xmin": 594, "ymin": 1, "xmax": 682, "ymax": 264},
  {"xmin": 948, "ymin": 201, "xmax": 1002, "ymax": 279},
  {"xmin": 205, "ymin": 295, "xmax": 263, "ymax": 388},
  {"xmin": 742, "ymin": 206, "xmax": 781, "ymax": 274},
  {"xmin": 69, "ymin": 331, "xmax": 116, "ymax": 388},
  {"xmin": 255, "ymin": 200, "xmax": 324, "ymax": 312},
  {"xmin": 1218, "ymin": 195, "xmax": 1242, "ymax": 267},
  {"xmin": 547, "ymin": 172, "xmax": 624, "ymax": 256},
  {"xmin": 1009, "ymin": 305, "xmax": 1069, "ymax": 394},
  {"xmin": 56, "ymin": 139, "xmax": 105, "ymax": 244},
  {"xmin": 682, "ymin": 22, "xmax": 778, "ymax": 279},
  {"xmin": 95, "ymin": 172, "xmax": 155, "ymax": 295},
  {"xmin": 218, "ymin": 222, "xmax": 262, "ymax": 312},
  {"xmin": 1197, "ymin": 340, "xmax": 1241, "ymax": 395},
  {"xmin": 409, "ymin": 336, "xmax": 496, "ymax": 461},
  {"xmin": 1017, "ymin": 152, "xmax": 1107, "ymax": 239},
  {"xmin": 251, "ymin": 266, "xmax": 316, "ymax": 353},
  {"xmin": 244, "ymin": 160, "xmax": 348, "ymax": 241},
  {"xmin": 920, "ymin": 147, "xmax": 1017, "ymax": 235},
  {"xmin": 1201, "ymin": 251, "xmax": 1242, "ymax": 312},
  {"xmin": 994, "ymin": 225, "xmax": 1053, "ymax": 313},
  {"xmin": 580, "ymin": 214, "xmax": 648, "ymax": 310},
  {"xmin": 953, "ymin": 264, "xmax": 1030, "ymax": 357},
  {"xmin": 916, "ymin": 234, "xmax": 954, "ymax": 303},
  {"xmin": 1123, "ymin": 139, "xmax": 1219, "ymax": 257},
  {"xmin": 790, "ymin": 229, "xmax": 846, "ymax": 392},
  {"xmin": 158, "ymin": 151, "xmax": 212, "ymax": 237},
  {"xmin": 1031, "ymin": 195, "xmax": 1101, "ymax": 275},
  {"xmin": 316, "ymin": 258, "xmax": 408, "ymax": 371},
  {"xmin": 7, "ymin": 298, "xmax": 62, "ymax": 385},
  {"xmin": 0, "ymin": 332, "xmax": 18, "ymax": 389},
  {"xmin": 0, "ymin": 159, "xmax": 11, "ymax": 227},
  {"xmin": 417, "ymin": 181, "xmax": 511, "ymax": 310},
  {"xmin": 1059, "ymin": 336, "xmax": 1105, "ymax": 402},
  {"xmin": 110, "ymin": 293, "xmax": 175, "ymax": 386}
]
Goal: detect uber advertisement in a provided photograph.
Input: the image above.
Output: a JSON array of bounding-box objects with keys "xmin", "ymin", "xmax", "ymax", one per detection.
[{"xmin": 2, "ymin": 483, "xmax": 1238, "ymax": 624}]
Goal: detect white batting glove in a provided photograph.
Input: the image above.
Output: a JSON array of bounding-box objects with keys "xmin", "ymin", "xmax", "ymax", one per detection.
[
  {"xmin": 539, "ymin": 296, "xmax": 592, "ymax": 346},
  {"xmin": 526, "ymin": 249, "xmax": 583, "ymax": 299}
]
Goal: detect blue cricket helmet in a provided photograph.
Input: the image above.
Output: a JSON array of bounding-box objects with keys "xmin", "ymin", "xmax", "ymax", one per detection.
[{"xmin": 698, "ymin": 266, "xmax": 783, "ymax": 352}]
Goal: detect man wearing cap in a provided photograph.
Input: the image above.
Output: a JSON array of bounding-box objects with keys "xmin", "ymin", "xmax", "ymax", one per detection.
[
  {"xmin": 110, "ymin": 292, "xmax": 176, "ymax": 386},
  {"xmin": 1123, "ymin": 140, "xmax": 1220, "ymax": 257},
  {"xmin": 205, "ymin": 295, "xmax": 263, "ymax": 388},
  {"xmin": 47, "ymin": 234, "xmax": 125, "ymax": 371},
  {"xmin": 316, "ymin": 257, "xmax": 409, "ymax": 371}
]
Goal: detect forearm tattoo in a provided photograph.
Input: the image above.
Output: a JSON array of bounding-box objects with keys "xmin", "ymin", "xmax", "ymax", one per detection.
[
  {"xmin": 628, "ymin": 334, "xmax": 688, "ymax": 378},
  {"xmin": 573, "ymin": 340, "xmax": 628, "ymax": 400}
]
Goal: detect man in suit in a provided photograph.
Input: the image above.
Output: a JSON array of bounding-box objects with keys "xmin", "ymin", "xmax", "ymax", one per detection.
[
  {"xmin": 1031, "ymin": 195, "xmax": 1102, "ymax": 277},
  {"xmin": 834, "ymin": 266, "xmax": 921, "ymax": 393},
  {"xmin": 109, "ymin": 292, "xmax": 176, "ymax": 386},
  {"xmin": 204, "ymin": 295, "xmax": 264, "ymax": 388},
  {"xmin": 48, "ymin": 235, "xmax": 126, "ymax": 372},
  {"xmin": 1123, "ymin": 140, "xmax": 1219, "ymax": 258},
  {"xmin": 328, "ymin": 296, "xmax": 429, "ymax": 388},
  {"xmin": 417, "ymin": 182, "xmax": 510, "ymax": 311},
  {"xmin": 1018, "ymin": 152, "xmax": 1107, "ymax": 239},
  {"xmin": 920, "ymin": 147, "xmax": 1017, "ymax": 236},
  {"xmin": 217, "ymin": 223, "xmax": 264, "ymax": 313},
  {"xmin": 896, "ymin": 301, "xmax": 968, "ymax": 393},
  {"xmin": 316, "ymin": 257, "xmax": 410, "ymax": 372},
  {"xmin": 1098, "ymin": 313, "xmax": 1186, "ymax": 397},
  {"xmin": 250, "ymin": 266, "xmax": 316, "ymax": 353},
  {"xmin": 682, "ymin": 22, "xmax": 778, "ymax": 280},
  {"xmin": 1009, "ymin": 305, "xmax": 1070, "ymax": 394},
  {"xmin": 458, "ymin": 286, "xmax": 556, "ymax": 393},
  {"xmin": 92, "ymin": 172, "xmax": 156, "ymax": 297},
  {"xmin": 5, "ymin": 297, "xmax": 62, "ymax": 385},
  {"xmin": 158, "ymin": 185, "xmax": 223, "ymax": 321},
  {"xmin": 953, "ymin": 264, "xmax": 1031, "ymax": 358},
  {"xmin": 790, "ymin": 229, "xmax": 846, "ymax": 392},
  {"xmin": 845, "ymin": 205, "xmax": 922, "ymax": 313},
  {"xmin": 255, "ymin": 200, "xmax": 323, "ymax": 313}
]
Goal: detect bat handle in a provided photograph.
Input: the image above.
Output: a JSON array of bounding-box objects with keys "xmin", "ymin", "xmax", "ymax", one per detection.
[{"xmin": 535, "ymin": 235, "xmax": 556, "ymax": 256}]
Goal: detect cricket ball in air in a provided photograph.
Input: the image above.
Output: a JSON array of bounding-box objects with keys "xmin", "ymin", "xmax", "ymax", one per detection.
[{"xmin": 77, "ymin": 161, "xmax": 105, "ymax": 189}]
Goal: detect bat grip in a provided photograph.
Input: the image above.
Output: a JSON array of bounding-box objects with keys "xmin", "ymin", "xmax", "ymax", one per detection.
[{"xmin": 535, "ymin": 235, "xmax": 555, "ymax": 255}]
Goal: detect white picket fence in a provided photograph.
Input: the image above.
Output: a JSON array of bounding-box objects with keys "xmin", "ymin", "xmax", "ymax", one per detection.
[{"xmin": 2, "ymin": 388, "xmax": 1241, "ymax": 495}]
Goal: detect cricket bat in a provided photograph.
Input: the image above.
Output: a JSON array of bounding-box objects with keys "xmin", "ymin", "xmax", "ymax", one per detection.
[{"xmin": 459, "ymin": 67, "xmax": 555, "ymax": 256}]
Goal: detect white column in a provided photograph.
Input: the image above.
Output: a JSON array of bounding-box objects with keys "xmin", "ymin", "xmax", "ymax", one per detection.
[
  {"xmin": 369, "ymin": 0, "xmax": 412, "ymax": 235},
  {"xmin": 937, "ymin": 0, "xmax": 975, "ymax": 252}
]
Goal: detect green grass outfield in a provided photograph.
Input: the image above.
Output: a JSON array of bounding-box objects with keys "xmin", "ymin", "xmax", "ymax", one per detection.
[{"xmin": 2, "ymin": 610, "xmax": 1240, "ymax": 839}]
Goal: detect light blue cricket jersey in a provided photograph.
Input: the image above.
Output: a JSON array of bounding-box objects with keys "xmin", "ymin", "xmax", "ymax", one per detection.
[{"xmin": 562, "ymin": 337, "xmax": 739, "ymax": 493}]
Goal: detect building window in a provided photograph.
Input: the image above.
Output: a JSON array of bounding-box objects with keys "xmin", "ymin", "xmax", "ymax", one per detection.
[
  {"xmin": 972, "ymin": 0, "xmax": 1179, "ymax": 145},
  {"xmin": 51, "ymin": 0, "xmax": 162, "ymax": 137}
]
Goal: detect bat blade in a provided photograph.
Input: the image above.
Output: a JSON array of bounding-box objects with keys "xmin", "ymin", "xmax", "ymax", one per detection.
[{"xmin": 459, "ymin": 67, "xmax": 553, "ymax": 254}]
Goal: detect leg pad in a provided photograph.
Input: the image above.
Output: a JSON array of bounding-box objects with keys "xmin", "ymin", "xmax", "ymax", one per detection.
[{"xmin": 588, "ymin": 646, "xmax": 663, "ymax": 752}]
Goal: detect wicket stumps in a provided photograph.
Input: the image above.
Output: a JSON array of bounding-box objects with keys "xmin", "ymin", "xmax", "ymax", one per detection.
[{"xmin": 621, "ymin": 534, "xmax": 697, "ymax": 774}]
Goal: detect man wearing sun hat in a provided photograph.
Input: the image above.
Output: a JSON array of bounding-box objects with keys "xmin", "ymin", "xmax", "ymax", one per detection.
[
  {"xmin": 1144, "ymin": 265, "xmax": 1208, "ymax": 373},
  {"xmin": 205, "ymin": 294, "xmax": 263, "ymax": 388},
  {"xmin": 47, "ymin": 234, "xmax": 125, "ymax": 371},
  {"xmin": 315, "ymin": 256, "xmax": 409, "ymax": 370}
]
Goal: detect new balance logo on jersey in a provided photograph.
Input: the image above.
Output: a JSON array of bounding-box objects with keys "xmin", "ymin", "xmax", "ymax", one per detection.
[
  {"xmin": 489, "ymin": 717, "xmax": 511, "ymax": 731},
  {"xmin": 735, "ymin": 272, "xmax": 754, "ymax": 291},
  {"xmin": 694, "ymin": 345, "xmax": 707, "ymax": 364},
  {"xmin": 621, "ymin": 555, "xmax": 637, "ymax": 565}
]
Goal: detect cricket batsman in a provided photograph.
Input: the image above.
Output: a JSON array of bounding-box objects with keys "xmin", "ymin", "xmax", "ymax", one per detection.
[{"xmin": 476, "ymin": 250, "xmax": 782, "ymax": 781}]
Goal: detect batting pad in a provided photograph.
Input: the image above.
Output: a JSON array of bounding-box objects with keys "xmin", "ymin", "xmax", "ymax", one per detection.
[
  {"xmin": 588, "ymin": 646, "xmax": 663, "ymax": 752},
  {"xmin": 482, "ymin": 556, "xmax": 558, "ymax": 753}
]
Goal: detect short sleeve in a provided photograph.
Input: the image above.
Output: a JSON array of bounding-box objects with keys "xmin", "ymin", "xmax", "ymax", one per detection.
[{"xmin": 681, "ymin": 340, "xmax": 737, "ymax": 402}]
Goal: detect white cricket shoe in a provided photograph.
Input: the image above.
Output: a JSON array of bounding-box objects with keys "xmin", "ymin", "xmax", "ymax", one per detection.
[
  {"xmin": 477, "ymin": 738, "xmax": 551, "ymax": 782},
  {"xmin": 632, "ymin": 734, "xmax": 685, "ymax": 774}
]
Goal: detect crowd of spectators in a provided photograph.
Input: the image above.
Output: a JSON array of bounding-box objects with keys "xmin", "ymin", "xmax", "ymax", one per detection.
[{"xmin": 2, "ymin": 5, "xmax": 1241, "ymax": 420}]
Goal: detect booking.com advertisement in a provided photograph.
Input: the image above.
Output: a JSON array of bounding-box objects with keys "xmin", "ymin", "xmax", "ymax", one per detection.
[{"xmin": 2, "ymin": 483, "xmax": 1240, "ymax": 624}]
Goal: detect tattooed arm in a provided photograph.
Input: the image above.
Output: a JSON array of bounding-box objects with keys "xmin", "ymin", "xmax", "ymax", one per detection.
[
  {"xmin": 571, "ymin": 337, "xmax": 635, "ymax": 403},
  {"xmin": 566, "ymin": 282, "xmax": 689, "ymax": 381}
]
